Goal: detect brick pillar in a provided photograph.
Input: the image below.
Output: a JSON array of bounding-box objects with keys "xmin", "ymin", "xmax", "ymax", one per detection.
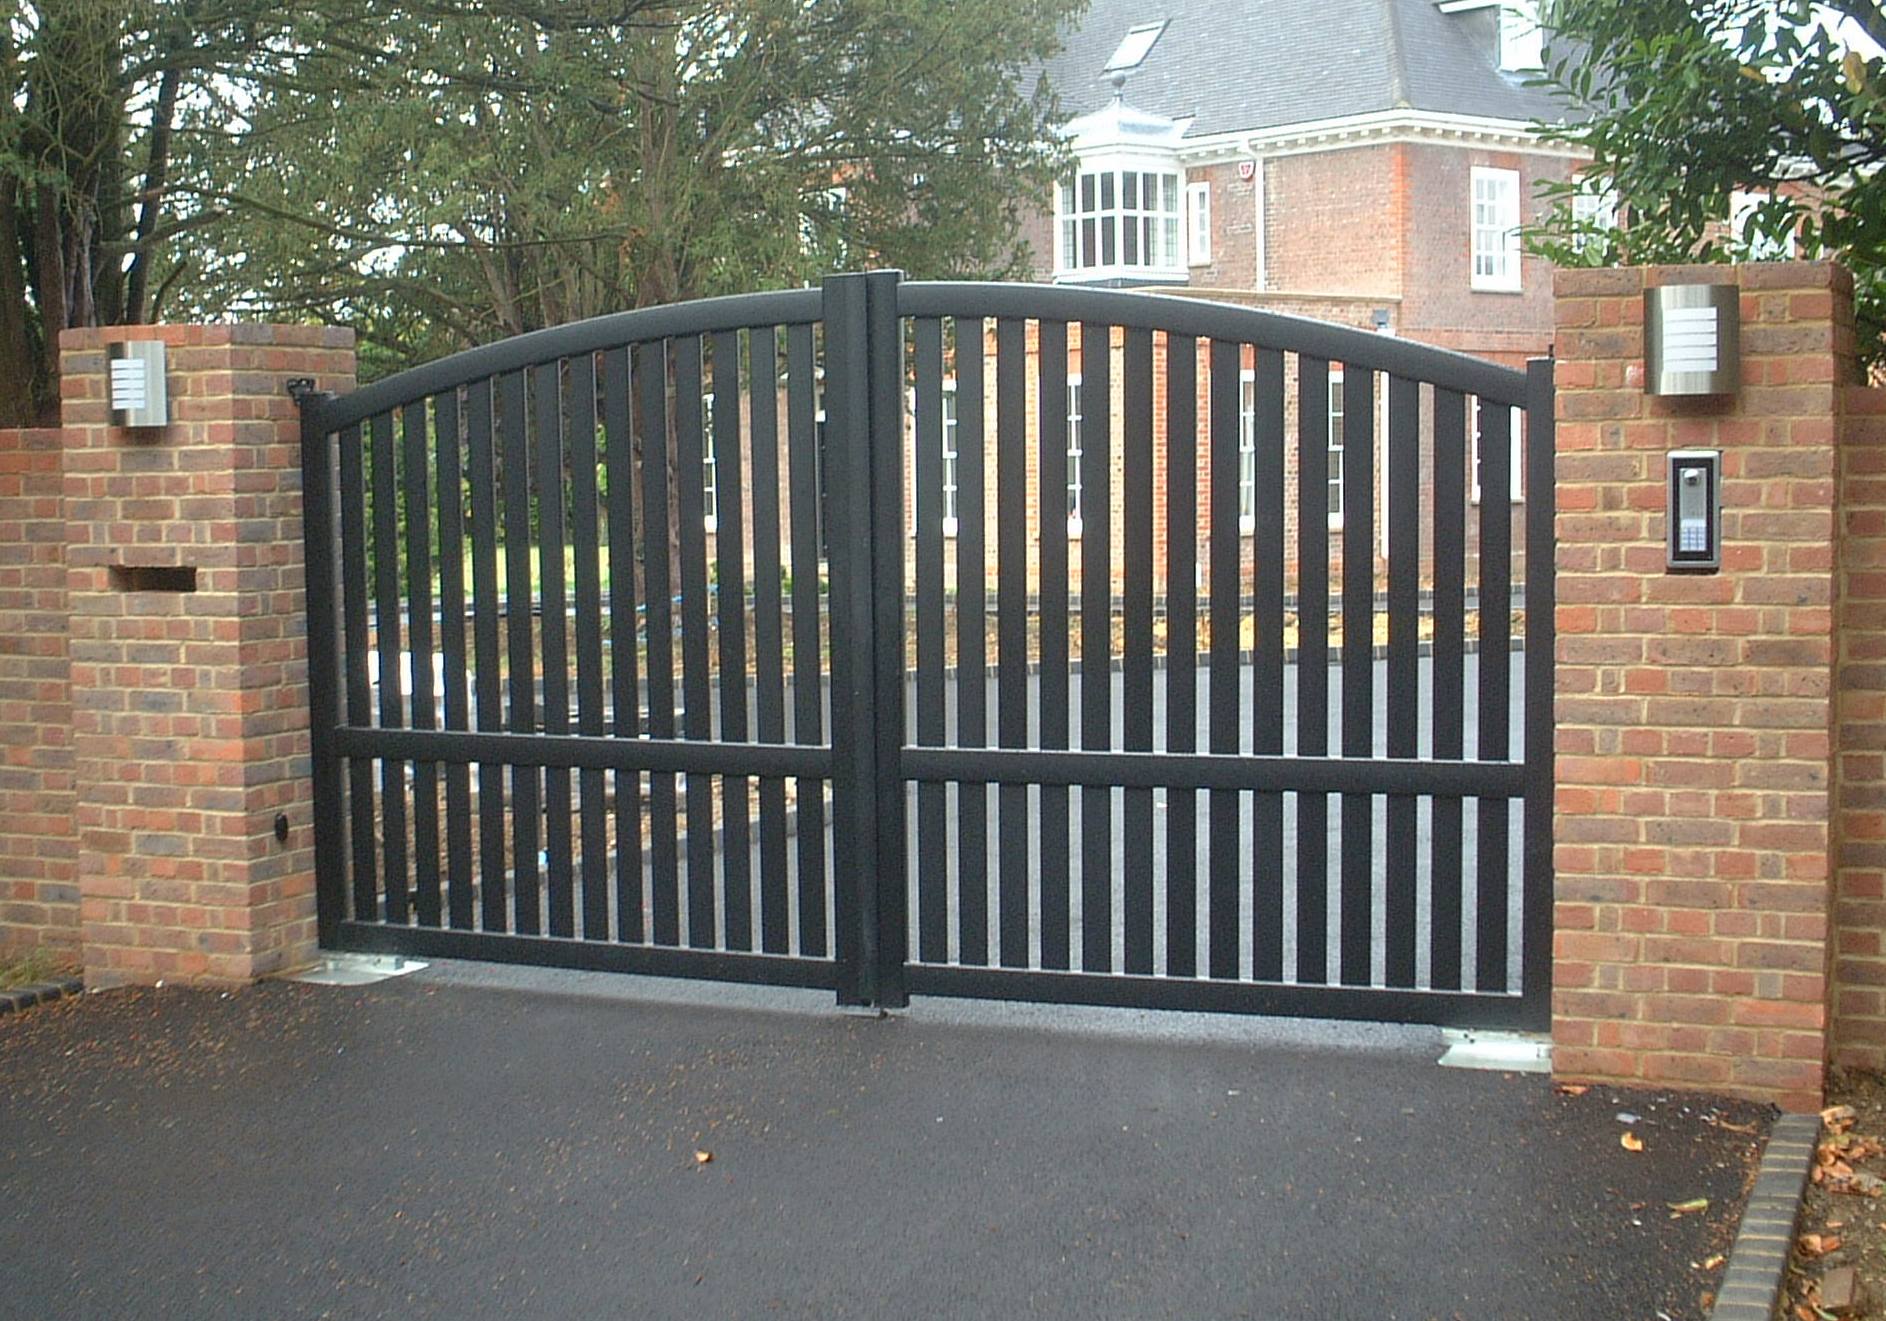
[
  {"xmin": 1834, "ymin": 388, "xmax": 1886, "ymax": 1070},
  {"xmin": 0, "ymin": 427, "xmax": 75, "ymax": 955},
  {"xmin": 1552, "ymin": 262, "xmax": 1855, "ymax": 1113},
  {"xmin": 59, "ymin": 325, "xmax": 355, "ymax": 986}
]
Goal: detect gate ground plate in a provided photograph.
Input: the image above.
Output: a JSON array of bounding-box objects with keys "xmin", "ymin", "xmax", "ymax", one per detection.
[
  {"xmin": 287, "ymin": 953, "xmax": 429, "ymax": 986},
  {"xmin": 1438, "ymin": 1029, "xmax": 1552, "ymax": 1074}
]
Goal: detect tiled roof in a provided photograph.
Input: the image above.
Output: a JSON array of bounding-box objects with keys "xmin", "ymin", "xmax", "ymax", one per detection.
[{"xmin": 1035, "ymin": 0, "xmax": 1573, "ymax": 139}]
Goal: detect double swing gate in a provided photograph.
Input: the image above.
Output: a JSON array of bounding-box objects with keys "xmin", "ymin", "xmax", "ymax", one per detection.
[{"xmin": 299, "ymin": 271, "xmax": 1554, "ymax": 1030}]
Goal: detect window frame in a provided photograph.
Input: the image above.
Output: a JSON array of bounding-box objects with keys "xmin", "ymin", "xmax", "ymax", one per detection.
[
  {"xmin": 1237, "ymin": 367, "xmax": 1256, "ymax": 534},
  {"xmin": 1470, "ymin": 396, "xmax": 1525, "ymax": 505},
  {"xmin": 1187, "ymin": 180, "xmax": 1212, "ymax": 267},
  {"xmin": 1327, "ymin": 368, "xmax": 1346, "ymax": 530},
  {"xmin": 1470, "ymin": 166, "xmax": 1523, "ymax": 293},
  {"xmin": 701, "ymin": 390, "xmax": 719, "ymax": 533},
  {"xmin": 1054, "ymin": 157, "xmax": 1186, "ymax": 282},
  {"xmin": 1065, "ymin": 373, "xmax": 1084, "ymax": 538}
]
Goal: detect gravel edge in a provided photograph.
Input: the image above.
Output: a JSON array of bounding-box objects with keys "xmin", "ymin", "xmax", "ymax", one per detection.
[{"xmin": 1709, "ymin": 1112, "xmax": 1819, "ymax": 1321}]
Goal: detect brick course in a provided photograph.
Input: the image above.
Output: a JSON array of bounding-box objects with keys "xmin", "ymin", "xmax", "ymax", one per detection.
[
  {"xmin": 1552, "ymin": 262, "xmax": 1856, "ymax": 1111},
  {"xmin": 60, "ymin": 324, "xmax": 354, "ymax": 985}
]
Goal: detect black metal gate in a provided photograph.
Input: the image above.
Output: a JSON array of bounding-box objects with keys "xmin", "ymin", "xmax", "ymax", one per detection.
[{"xmin": 298, "ymin": 271, "xmax": 1554, "ymax": 1029}]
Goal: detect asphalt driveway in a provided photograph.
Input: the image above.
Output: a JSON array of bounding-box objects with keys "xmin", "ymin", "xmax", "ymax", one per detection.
[{"xmin": 1, "ymin": 966, "xmax": 1765, "ymax": 1321}]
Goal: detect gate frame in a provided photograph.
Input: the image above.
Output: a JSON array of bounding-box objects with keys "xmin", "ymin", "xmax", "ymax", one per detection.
[{"xmin": 295, "ymin": 270, "xmax": 1555, "ymax": 1030}]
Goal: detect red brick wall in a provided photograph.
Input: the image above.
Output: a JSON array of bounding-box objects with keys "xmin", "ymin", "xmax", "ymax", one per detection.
[
  {"xmin": 0, "ymin": 427, "xmax": 75, "ymax": 956},
  {"xmin": 1835, "ymin": 385, "xmax": 1886, "ymax": 1070},
  {"xmin": 60, "ymin": 325, "xmax": 355, "ymax": 985},
  {"xmin": 1552, "ymin": 262, "xmax": 1856, "ymax": 1112},
  {"xmin": 1264, "ymin": 145, "xmax": 1403, "ymax": 297},
  {"xmin": 1183, "ymin": 160, "xmax": 1258, "ymax": 291},
  {"xmin": 1397, "ymin": 143, "xmax": 1570, "ymax": 363}
]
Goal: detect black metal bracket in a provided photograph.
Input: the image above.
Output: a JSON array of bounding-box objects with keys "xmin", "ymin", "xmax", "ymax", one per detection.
[{"xmin": 285, "ymin": 377, "xmax": 317, "ymax": 403}]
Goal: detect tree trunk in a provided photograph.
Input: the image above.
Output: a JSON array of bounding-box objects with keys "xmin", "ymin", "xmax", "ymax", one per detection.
[{"xmin": 0, "ymin": 178, "xmax": 46, "ymax": 427}]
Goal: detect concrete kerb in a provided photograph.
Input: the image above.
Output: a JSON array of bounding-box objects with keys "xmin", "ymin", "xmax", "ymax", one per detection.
[{"xmin": 1709, "ymin": 1112, "xmax": 1819, "ymax": 1321}]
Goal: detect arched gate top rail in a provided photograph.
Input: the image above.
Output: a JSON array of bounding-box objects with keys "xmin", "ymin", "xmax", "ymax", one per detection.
[
  {"xmin": 898, "ymin": 281, "xmax": 1532, "ymax": 406},
  {"xmin": 305, "ymin": 274, "xmax": 1536, "ymax": 434},
  {"xmin": 306, "ymin": 285, "xmax": 823, "ymax": 433}
]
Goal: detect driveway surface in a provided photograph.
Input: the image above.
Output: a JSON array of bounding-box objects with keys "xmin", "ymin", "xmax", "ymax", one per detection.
[{"xmin": 1, "ymin": 967, "xmax": 1765, "ymax": 1321}]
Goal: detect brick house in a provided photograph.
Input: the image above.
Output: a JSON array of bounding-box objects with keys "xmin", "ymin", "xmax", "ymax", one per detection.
[{"xmin": 894, "ymin": 0, "xmax": 1588, "ymax": 594}]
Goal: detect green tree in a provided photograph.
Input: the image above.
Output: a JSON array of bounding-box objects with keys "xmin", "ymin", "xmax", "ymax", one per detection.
[
  {"xmin": 1528, "ymin": 0, "xmax": 1886, "ymax": 358},
  {"xmin": 194, "ymin": 0, "xmax": 1082, "ymax": 376},
  {"xmin": 0, "ymin": 1, "xmax": 362, "ymax": 425}
]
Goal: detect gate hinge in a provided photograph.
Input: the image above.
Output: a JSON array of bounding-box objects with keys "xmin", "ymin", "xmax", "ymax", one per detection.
[{"xmin": 285, "ymin": 377, "xmax": 318, "ymax": 403}]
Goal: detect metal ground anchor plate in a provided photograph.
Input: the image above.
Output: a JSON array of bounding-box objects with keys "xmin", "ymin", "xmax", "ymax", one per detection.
[
  {"xmin": 1438, "ymin": 1029, "xmax": 1552, "ymax": 1074},
  {"xmin": 287, "ymin": 953, "xmax": 429, "ymax": 986}
]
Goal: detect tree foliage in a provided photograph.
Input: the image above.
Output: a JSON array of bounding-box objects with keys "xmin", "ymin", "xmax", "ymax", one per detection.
[
  {"xmin": 189, "ymin": 0, "xmax": 1080, "ymax": 376},
  {"xmin": 1528, "ymin": 0, "xmax": 1886, "ymax": 358},
  {"xmin": 2, "ymin": 1, "xmax": 1081, "ymax": 412}
]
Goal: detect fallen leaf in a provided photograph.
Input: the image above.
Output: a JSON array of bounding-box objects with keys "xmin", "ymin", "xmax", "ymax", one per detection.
[
  {"xmin": 694, "ymin": 1150, "xmax": 713, "ymax": 1165},
  {"xmin": 1823, "ymin": 1105, "xmax": 1858, "ymax": 1134},
  {"xmin": 1667, "ymin": 1197, "xmax": 1710, "ymax": 1216},
  {"xmin": 1621, "ymin": 1132, "xmax": 1645, "ymax": 1153},
  {"xmin": 1798, "ymin": 1233, "xmax": 1842, "ymax": 1258},
  {"xmin": 1698, "ymin": 1253, "xmax": 1725, "ymax": 1271},
  {"xmin": 1555, "ymin": 1083, "xmax": 1590, "ymax": 1097}
]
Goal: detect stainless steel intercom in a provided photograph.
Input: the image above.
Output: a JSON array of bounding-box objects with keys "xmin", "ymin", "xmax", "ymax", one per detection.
[{"xmin": 1667, "ymin": 449, "xmax": 1721, "ymax": 571}]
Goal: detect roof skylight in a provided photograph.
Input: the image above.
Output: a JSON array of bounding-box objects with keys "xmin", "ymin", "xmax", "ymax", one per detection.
[{"xmin": 1103, "ymin": 21, "xmax": 1169, "ymax": 74}]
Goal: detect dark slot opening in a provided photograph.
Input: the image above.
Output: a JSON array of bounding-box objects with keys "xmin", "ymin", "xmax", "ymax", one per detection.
[{"xmin": 110, "ymin": 565, "xmax": 196, "ymax": 593}]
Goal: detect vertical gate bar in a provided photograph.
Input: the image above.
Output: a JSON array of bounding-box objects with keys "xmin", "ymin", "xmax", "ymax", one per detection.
[
  {"xmin": 434, "ymin": 389, "xmax": 475, "ymax": 931},
  {"xmin": 1295, "ymin": 358, "xmax": 1331, "ymax": 983},
  {"xmin": 1122, "ymin": 329, "xmax": 1155, "ymax": 976},
  {"xmin": 1079, "ymin": 321, "xmax": 1113, "ymax": 974},
  {"xmin": 674, "ymin": 337, "xmax": 716, "ymax": 949},
  {"xmin": 1166, "ymin": 333, "xmax": 1199, "ymax": 980},
  {"xmin": 1430, "ymin": 387, "xmax": 1468, "ymax": 989},
  {"xmin": 338, "ymin": 422, "xmax": 377, "ymax": 924},
  {"xmin": 913, "ymin": 316, "xmax": 948, "ymax": 965},
  {"xmin": 639, "ymin": 342, "xmax": 680, "ymax": 946},
  {"xmin": 499, "ymin": 371, "xmax": 541, "ymax": 933},
  {"xmin": 1385, "ymin": 375, "xmax": 1420, "ymax": 987},
  {"xmin": 1038, "ymin": 319, "xmax": 1071, "ymax": 972},
  {"xmin": 955, "ymin": 323, "xmax": 990, "ymax": 967},
  {"xmin": 370, "ymin": 411, "xmax": 410, "ymax": 925},
  {"xmin": 1252, "ymin": 348, "xmax": 1287, "ymax": 982},
  {"xmin": 534, "ymin": 362, "xmax": 575, "ymax": 938},
  {"xmin": 567, "ymin": 352, "xmax": 608, "ymax": 941},
  {"xmin": 864, "ymin": 269, "xmax": 908, "ymax": 1007},
  {"xmin": 785, "ymin": 325, "xmax": 827, "ymax": 959},
  {"xmin": 823, "ymin": 271, "xmax": 887, "ymax": 1003},
  {"xmin": 297, "ymin": 398, "xmax": 346, "ymax": 946},
  {"xmin": 996, "ymin": 316, "xmax": 1029, "ymax": 970},
  {"xmin": 402, "ymin": 399, "xmax": 442, "ymax": 927},
  {"xmin": 712, "ymin": 330, "xmax": 753, "ymax": 952},
  {"xmin": 467, "ymin": 381, "xmax": 507, "ymax": 932},
  {"xmin": 602, "ymin": 346, "xmax": 644, "ymax": 942},
  {"xmin": 1520, "ymin": 359, "xmax": 1556, "ymax": 1026},
  {"xmin": 1339, "ymin": 368, "xmax": 1375, "ymax": 986},
  {"xmin": 1476, "ymin": 396, "xmax": 1514, "ymax": 992},
  {"xmin": 1207, "ymin": 339, "xmax": 1241, "ymax": 980},
  {"xmin": 748, "ymin": 328, "xmax": 790, "ymax": 956}
]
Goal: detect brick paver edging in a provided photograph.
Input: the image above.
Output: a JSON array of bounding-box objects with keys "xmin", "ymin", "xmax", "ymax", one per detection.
[
  {"xmin": 1709, "ymin": 1113, "xmax": 1819, "ymax": 1320},
  {"xmin": 0, "ymin": 976, "xmax": 84, "ymax": 1016}
]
